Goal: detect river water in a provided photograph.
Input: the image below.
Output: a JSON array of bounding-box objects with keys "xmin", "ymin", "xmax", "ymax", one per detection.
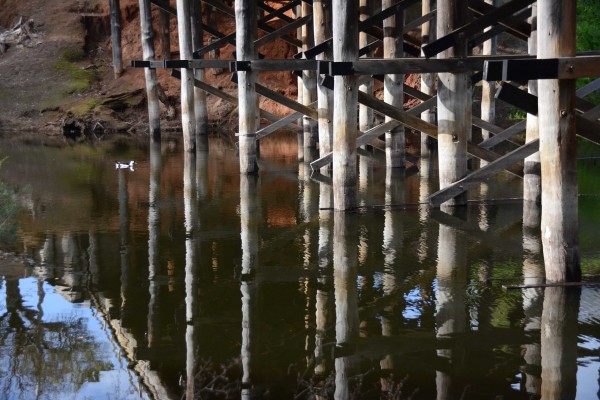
[{"xmin": 0, "ymin": 133, "xmax": 599, "ymax": 399}]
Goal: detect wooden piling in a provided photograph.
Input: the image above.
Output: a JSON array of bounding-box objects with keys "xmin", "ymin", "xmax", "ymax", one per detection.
[
  {"xmin": 537, "ymin": 0, "xmax": 580, "ymax": 281},
  {"xmin": 358, "ymin": 0, "xmax": 373, "ymax": 132},
  {"xmin": 109, "ymin": 0, "xmax": 123, "ymax": 78},
  {"xmin": 524, "ymin": 4, "xmax": 540, "ymax": 205},
  {"xmin": 436, "ymin": 0, "xmax": 470, "ymax": 208},
  {"xmin": 138, "ymin": 0, "xmax": 161, "ymax": 140},
  {"xmin": 295, "ymin": 4, "xmax": 305, "ymax": 161},
  {"xmin": 420, "ymin": 0, "xmax": 434, "ymax": 155},
  {"xmin": 176, "ymin": 0, "xmax": 196, "ymax": 152},
  {"xmin": 302, "ymin": 2, "xmax": 318, "ymax": 158},
  {"xmin": 383, "ymin": 0, "xmax": 405, "ymax": 168},
  {"xmin": 332, "ymin": 0, "xmax": 359, "ymax": 210},
  {"xmin": 480, "ymin": 0, "xmax": 497, "ymax": 155},
  {"xmin": 191, "ymin": 0, "xmax": 209, "ymax": 136},
  {"xmin": 313, "ymin": 0, "xmax": 333, "ymax": 168},
  {"xmin": 236, "ymin": 0, "xmax": 259, "ymax": 173}
]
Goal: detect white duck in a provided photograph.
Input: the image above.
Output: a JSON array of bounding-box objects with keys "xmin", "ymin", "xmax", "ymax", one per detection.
[{"xmin": 115, "ymin": 161, "xmax": 135, "ymax": 171}]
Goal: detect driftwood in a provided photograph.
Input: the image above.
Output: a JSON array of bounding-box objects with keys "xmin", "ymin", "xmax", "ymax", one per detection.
[{"xmin": 0, "ymin": 17, "xmax": 43, "ymax": 54}]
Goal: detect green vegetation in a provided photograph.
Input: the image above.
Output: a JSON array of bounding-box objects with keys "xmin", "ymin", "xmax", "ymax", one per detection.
[
  {"xmin": 54, "ymin": 48, "xmax": 96, "ymax": 94},
  {"xmin": 577, "ymin": 0, "xmax": 600, "ymax": 105}
]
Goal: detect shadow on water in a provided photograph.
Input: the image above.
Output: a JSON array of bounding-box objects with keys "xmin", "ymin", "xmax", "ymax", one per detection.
[{"xmin": 0, "ymin": 134, "xmax": 599, "ymax": 398}]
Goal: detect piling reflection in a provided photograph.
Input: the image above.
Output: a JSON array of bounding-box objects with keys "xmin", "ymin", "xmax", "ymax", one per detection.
[
  {"xmin": 240, "ymin": 174, "xmax": 260, "ymax": 399},
  {"xmin": 147, "ymin": 142, "xmax": 161, "ymax": 351},
  {"xmin": 541, "ymin": 287, "xmax": 579, "ymax": 400},
  {"xmin": 435, "ymin": 220, "xmax": 467, "ymax": 399},
  {"xmin": 333, "ymin": 211, "xmax": 359, "ymax": 399}
]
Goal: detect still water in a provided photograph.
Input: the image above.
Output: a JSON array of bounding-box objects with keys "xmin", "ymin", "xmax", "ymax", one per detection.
[{"xmin": 0, "ymin": 133, "xmax": 599, "ymax": 399}]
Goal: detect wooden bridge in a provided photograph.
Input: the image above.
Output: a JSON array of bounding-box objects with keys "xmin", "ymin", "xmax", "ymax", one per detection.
[{"xmin": 116, "ymin": 0, "xmax": 600, "ymax": 282}]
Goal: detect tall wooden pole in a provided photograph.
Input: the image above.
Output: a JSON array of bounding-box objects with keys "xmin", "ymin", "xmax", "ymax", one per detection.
[
  {"xmin": 313, "ymin": 0, "xmax": 333, "ymax": 170},
  {"xmin": 236, "ymin": 0, "xmax": 259, "ymax": 173},
  {"xmin": 358, "ymin": 0, "xmax": 373, "ymax": 132},
  {"xmin": 436, "ymin": 0, "xmax": 470, "ymax": 209},
  {"xmin": 332, "ymin": 0, "xmax": 358, "ymax": 210},
  {"xmin": 420, "ymin": 0, "xmax": 435, "ymax": 155},
  {"xmin": 302, "ymin": 2, "xmax": 318, "ymax": 158},
  {"xmin": 109, "ymin": 0, "xmax": 123, "ymax": 78},
  {"xmin": 538, "ymin": 0, "xmax": 580, "ymax": 281},
  {"xmin": 524, "ymin": 4, "xmax": 540, "ymax": 205},
  {"xmin": 138, "ymin": 0, "xmax": 161, "ymax": 140},
  {"xmin": 191, "ymin": 0, "xmax": 209, "ymax": 136},
  {"xmin": 480, "ymin": 0, "xmax": 497, "ymax": 160},
  {"xmin": 383, "ymin": 0, "xmax": 405, "ymax": 168},
  {"xmin": 176, "ymin": 0, "xmax": 196, "ymax": 152},
  {"xmin": 295, "ymin": 5, "xmax": 305, "ymax": 161}
]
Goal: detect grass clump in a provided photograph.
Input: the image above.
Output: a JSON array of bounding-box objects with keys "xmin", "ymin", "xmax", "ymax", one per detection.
[{"xmin": 54, "ymin": 59, "xmax": 97, "ymax": 93}]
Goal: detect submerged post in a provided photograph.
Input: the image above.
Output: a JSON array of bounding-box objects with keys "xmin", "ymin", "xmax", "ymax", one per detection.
[
  {"xmin": 236, "ymin": 0, "xmax": 258, "ymax": 173},
  {"xmin": 383, "ymin": 0, "xmax": 405, "ymax": 168},
  {"xmin": 176, "ymin": 0, "xmax": 196, "ymax": 152},
  {"xmin": 538, "ymin": 0, "xmax": 580, "ymax": 281},
  {"xmin": 109, "ymin": 0, "xmax": 123, "ymax": 78},
  {"xmin": 191, "ymin": 0, "xmax": 209, "ymax": 136},
  {"xmin": 332, "ymin": 0, "xmax": 358, "ymax": 210},
  {"xmin": 138, "ymin": 0, "xmax": 161, "ymax": 140},
  {"xmin": 436, "ymin": 0, "xmax": 470, "ymax": 209}
]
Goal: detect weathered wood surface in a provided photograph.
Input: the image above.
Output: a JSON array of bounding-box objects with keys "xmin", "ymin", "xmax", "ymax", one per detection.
[
  {"xmin": 436, "ymin": 0, "xmax": 470, "ymax": 207},
  {"xmin": 332, "ymin": 0, "xmax": 358, "ymax": 210},
  {"xmin": 301, "ymin": 2, "xmax": 318, "ymax": 153},
  {"xmin": 524, "ymin": 3, "xmax": 540, "ymax": 205},
  {"xmin": 468, "ymin": 0, "xmax": 531, "ymax": 40},
  {"xmin": 0, "ymin": 17, "xmax": 43, "ymax": 51},
  {"xmin": 109, "ymin": 0, "xmax": 123, "ymax": 78},
  {"xmin": 420, "ymin": 0, "xmax": 435, "ymax": 152},
  {"xmin": 176, "ymin": 0, "xmax": 196, "ymax": 151},
  {"xmin": 383, "ymin": 0, "xmax": 405, "ymax": 168},
  {"xmin": 429, "ymin": 140, "xmax": 539, "ymax": 206},
  {"xmin": 313, "ymin": 0, "xmax": 333, "ymax": 162},
  {"xmin": 358, "ymin": 0, "xmax": 374, "ymax": 133},
  {"xmin": 138, "ymin": 0, "xmax": 161, "ymax": 140},
  {"xmin": 480, "ymin": 0, "xmax": 497, "ymax": 147},
  {"xmin": 538, "ymin": 0, "xmax": 580, "ymax": 282},
  {"xmin": 191, "ymin": 0, "xmax": 208, "ymax": 136}
]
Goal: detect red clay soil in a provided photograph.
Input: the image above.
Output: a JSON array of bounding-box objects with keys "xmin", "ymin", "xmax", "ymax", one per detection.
[{"xmin": 0, "ymin": 0, "xmax": 421, "ymax": 138}]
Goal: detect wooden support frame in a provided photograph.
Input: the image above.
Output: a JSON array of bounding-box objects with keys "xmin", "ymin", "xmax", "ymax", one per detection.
[
  {"xmin": 423, "ymin": 0, "xmax": 535, "ymax": 58},
  {"xmin": 468, "ymin": 0, "xmax": 531, "ymax": 40},
  {"xmin": 429, "ymin": 140, "xmax": 539, "ymax": 206},
  {"xmin": 484, "ymin": 55, "xmax": 600, "ymax": 81}
]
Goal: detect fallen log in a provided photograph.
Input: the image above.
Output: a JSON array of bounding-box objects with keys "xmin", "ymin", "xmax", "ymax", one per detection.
[{"xmin": 0, "ymin": 17, "xmax": 43, "ymax": 54}]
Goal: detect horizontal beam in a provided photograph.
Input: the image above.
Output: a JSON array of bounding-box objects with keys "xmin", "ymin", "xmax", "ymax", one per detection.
[
  {"xmin": 429, "ymin": 140, "xmax": 539, "ymax": 207},
  {"xmin": 484, "ymin": 55, "xmax": 600, "ymax": 81},
  {"xmin": 171, "ymin": 70, "xmax": 301, "ymax": 133}
]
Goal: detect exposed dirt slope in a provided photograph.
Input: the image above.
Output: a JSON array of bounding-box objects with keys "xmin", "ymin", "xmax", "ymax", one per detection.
[{"xmin": 0, "ymin": 0, "xmax": 299, "ymax": 135}]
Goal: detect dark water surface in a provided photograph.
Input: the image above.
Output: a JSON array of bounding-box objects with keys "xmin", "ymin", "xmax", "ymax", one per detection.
[{"xmin": 0, "ymin": 134, "xmax": 600, "ymax": 399}]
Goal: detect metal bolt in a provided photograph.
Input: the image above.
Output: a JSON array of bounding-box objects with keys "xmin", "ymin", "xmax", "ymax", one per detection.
[{"xmin": 560, "ymin": 110, "xmax": 568, "ymax": 117}]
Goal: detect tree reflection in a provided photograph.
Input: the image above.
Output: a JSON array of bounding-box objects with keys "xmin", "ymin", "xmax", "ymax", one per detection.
[{"xmin": 0, "ymin": 278, "xmax": 114, "ymax": 399}]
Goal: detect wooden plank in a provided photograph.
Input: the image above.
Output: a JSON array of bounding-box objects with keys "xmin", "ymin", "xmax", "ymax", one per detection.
[
  {"xmin": 253, "ymin": 81, "xmax": 318, "ymax": 119},
  {"xmin": 468, "ymin": 0, "xmax": 531, "ymax": 40},
  {"xmin": 249, "ymin": 59, "xmax": 319, "ymax": 71},
  {"xmin": 255, "ymin": 15, "xmax": 312, "ymax": 48},
  {"xmin": 423, "ymin": 0, "xmax": 535, "ymax": 58},
  {"xmin": 582, "ymin": 104, "xmax": 600, "ymax": 121},
  {"xmin": 429, "ymin": 140, "xmax": 539, "ymax": 206},
  {"xmin": 257, "ymin": 0, "xmax": 296, "ymax": 23},
  {"xmin": 479, "ymin": 120, "xmax": 526, "ymax": 149},
  {"xmin": 256, "ymin": 111, "xmax": 303, "ymax": 139},
  {"xmin": 576, "ymin": 78, "xmax": 600, "ymax": 98},
  {"xmin": 407, "ymin": 96, "xmax": 437, "ymax": 116},
  {"xmin": 558, "ymin": 56, "xmax": 600, "ymax": 79},
  {"xmin": 310, "ymin": 121, "xmax": 401, "ymax": 171}
]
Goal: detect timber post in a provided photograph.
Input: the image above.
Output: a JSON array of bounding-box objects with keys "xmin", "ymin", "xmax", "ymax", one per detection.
[
  {"xmin": 332, "ymin": 0, "xmax": 359, "ymax": 210},
  {"xmin": 138, "ymin": 0, "xmax": 161, "ymax": 140},
  {"xmin": 109, "ymin": 0, "xmax": 123, "ymax": 78},
  {"xmin": 524, "ymin": 4, "xmax": 540, "ymax": 206},
  {"xmin": 302, "ymin": 2, "xmax": 318, "ymax": 159},
  {"xmin": 295, "ymin": 4, "xmax": 305, "ymax": 162},
  {"xmin": 538, "ymin": 0, "xmax": 580, "ymax": 281},
  {"xmin": 176, "ymin": 0, "xmax": 196, "ymax": 152},
  {"xmin": 436, "ymin": 0, "xmax": 470, "ymax": 209},
  {"xmin": 480, "ymin": 0, "xmax": 497, "ymax": 159},
  {"xmin": 236, "ymin": 0, "xmax": 259, "ymax": 173},
  {"xmin": 358, "ymin": 0, "xmax": 373, "ymax": 133},
  {"xmin": 313, "ymin": 0, "xmax": 333, "ymax": 172},
  {"xmin": 420, "ymin": 0, "xmax": 435, "ymax": 155},
  {"xmin": 159, "ymin": 8, "xmax": 171, "ymax": 60},
  {"xmin": 383, "ymin": 0, "xmax": 405, "ymax": 168},
  {"xmin": 191, "ymin": 0, "xmax": 209, "ymax": 137}
]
